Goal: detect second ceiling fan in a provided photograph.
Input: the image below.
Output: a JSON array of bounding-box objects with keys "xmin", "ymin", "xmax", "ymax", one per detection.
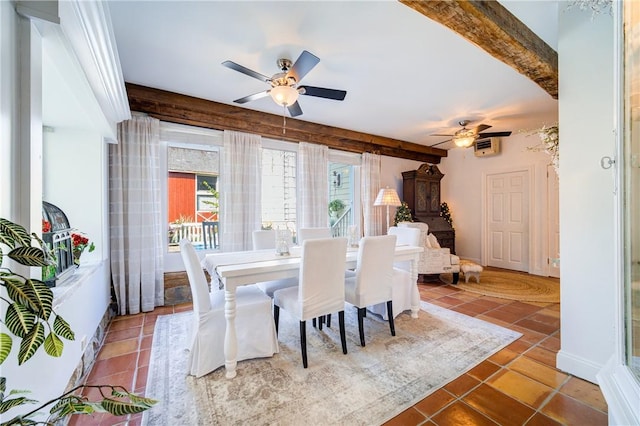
[
  {"xmin": 431, "ymin": 120, "xmax": 512, "ymax": 148},
  {"xmin": 222, "ymin": 50, "xmax": 347, "ymax": 117}
]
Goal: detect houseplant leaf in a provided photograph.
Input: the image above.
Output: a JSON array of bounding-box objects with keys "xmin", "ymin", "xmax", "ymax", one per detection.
[
  {"xmin": 100, "ymin": 398, "xmax": 152, "ymax": 416},
  {"xmin": 5, "ymin": 304, "xmax": 36, "ymax": 339},
  {"xmin": 0, "ymin": 396, "xmax": 37, "ymax": 415},
  {"xmin": 53, "ymin": 315, "xmax": 75, "ymax": 341},
  {"xmin": 0, "ymin": 334, "xmax": 12, "ymax": 365},
  {"xmin": 7, "ymin": 246, "xmax": 47, "ymax": 267},
  {"xmin": 43, "ymin": 333, "xmax": 63, "ymax": 358},
  {"xmin": 49, "ymin": 397, "xmax": 95, "ymax": 417},
  {"xmin": 0, "ymin": 218, "xmax": 30, "ymax": 248},
  {"xmin": 7, "ymin": 279, "xmax": 54, "ymax": 321},
  {"xmin": 17, "ymin": 323, "xmax": 45, "ymax": 365}
]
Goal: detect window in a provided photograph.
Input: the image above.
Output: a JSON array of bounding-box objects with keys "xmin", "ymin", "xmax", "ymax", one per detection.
[
  {"xmin": 166, "ymin": 145, "xmax": 220, "ymax": 252},
  {"xmin": 328, "ymin": 149, "xmax": 361, "ymax": 238},
  {"xmin": 261, "ymin": 148, "xmax": 296, "ymax": 235}
]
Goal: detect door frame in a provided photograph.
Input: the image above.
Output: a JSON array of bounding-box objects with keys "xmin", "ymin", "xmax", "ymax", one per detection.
[{"xmin": 480, "ymin": 165, "xmax": 536, "ymax": 273}]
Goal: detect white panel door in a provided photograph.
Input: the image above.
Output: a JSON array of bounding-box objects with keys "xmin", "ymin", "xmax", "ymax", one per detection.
[{"xmin": 487, "ymin": 170, "xmax": 529, "ymax": 271}]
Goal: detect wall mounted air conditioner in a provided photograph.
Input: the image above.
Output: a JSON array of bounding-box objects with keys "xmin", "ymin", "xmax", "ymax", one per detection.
[{"xmin": 474, "ymin": 137, "xmax": 501, "ymax": 157}]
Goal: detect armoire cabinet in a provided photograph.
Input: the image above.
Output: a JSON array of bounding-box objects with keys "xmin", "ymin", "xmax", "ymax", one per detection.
[{"xmin": 402, "ymin": 164, "xmax": 455, "ymax": 254}]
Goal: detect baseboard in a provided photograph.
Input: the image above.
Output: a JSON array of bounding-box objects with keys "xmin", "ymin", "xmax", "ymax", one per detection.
[
  {"xmin": 556, "ymin": 349, "xmax": 603, "ymax": 383},
  {"xmin": 597, "ymin": 355, "xmax": 640, "ymax": 425}
]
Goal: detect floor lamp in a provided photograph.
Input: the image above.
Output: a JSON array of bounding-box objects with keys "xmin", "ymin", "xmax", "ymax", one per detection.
[{"xmin": 374, "ymin": 187, "xmax": 402, "ymax": 231}]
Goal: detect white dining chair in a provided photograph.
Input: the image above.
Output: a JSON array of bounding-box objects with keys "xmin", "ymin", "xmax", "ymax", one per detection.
[
  {"xmin": 252, "ymin": 230, "xmax": 298, "ymax": 297},
  {"xmin": 252, "ymin": 229, "xmax": 276, "ymax": 250},
  {"xmin": 180, "ymin": 239, "xmax": 279, "ymax": 377},
  {"xmin": 344, "ymin": 234, "xmax": 397, "ymax": 346},
  {"xmin": 273, "ymin": 237, "xmax": 348, "ymax": 368},
  {"xmin": 369, "ymin": 226, "xmax": 420, "ymax": 319},
  {"xmin": 297, "ymin": 227, "xmax": 331, "ymax": 245}
]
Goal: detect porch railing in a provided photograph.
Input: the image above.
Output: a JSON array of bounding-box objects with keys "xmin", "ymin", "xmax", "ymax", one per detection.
[
  {"xmin": 331, "ymin": 207, "xmax": 352, "ymax": 238},
  {"xmin": 169, "ymin": 222, "xmax": 219, "ymax": 249}
]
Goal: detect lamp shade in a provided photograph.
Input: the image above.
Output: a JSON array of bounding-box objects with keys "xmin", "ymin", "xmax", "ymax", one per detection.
[
  {"xmin": 374, "ymin": 187, "xmax": 402, "ymax": 207},
  {"xmin": 270, "ymin": 85, "xmax": 299, "ymax": 106}
]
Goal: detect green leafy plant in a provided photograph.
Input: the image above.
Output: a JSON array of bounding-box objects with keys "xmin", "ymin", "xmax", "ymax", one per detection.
[
  {"xmin": 0, "ymin": 217, "xmax": 156, "ymax": 425},
  {"xmin": 328, "ymin": 199, "xmax": 346, "ymax": 214},
  {"xmin": 201, "ymin": 180, "xmax": 219, "ymax": 213},
  {"xmin": 394, "ymin": 201, "xmax": 413, "ymax": 225}
]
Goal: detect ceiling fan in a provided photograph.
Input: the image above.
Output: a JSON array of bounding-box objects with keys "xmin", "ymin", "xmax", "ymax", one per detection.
[
  {"xmin": 430, "ymin": 120, "xmax": 512, "ymax": 148},
  {"xmin": 222, "ymin": 50, "xmax": 347, "ymax": 117}
]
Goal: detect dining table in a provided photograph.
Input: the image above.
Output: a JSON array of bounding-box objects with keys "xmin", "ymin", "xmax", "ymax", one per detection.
[{"xmin": 202, "ymin": 243, "xmax": 423, "ymax": 379}]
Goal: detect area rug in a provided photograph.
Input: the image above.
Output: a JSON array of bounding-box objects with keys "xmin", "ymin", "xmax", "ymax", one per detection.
[
  {"xmin": 143, "ymin": 302, "xmax": 520, "ymax": 425},
  {"xmin": 442, "ymin": 269, "xmax": 560, "ymax": 303}
]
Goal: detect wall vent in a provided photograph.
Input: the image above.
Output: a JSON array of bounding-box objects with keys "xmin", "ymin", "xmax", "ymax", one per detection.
[{"xmin": 474, "ymin": 137, "xmax": 501, "ymax": 157}]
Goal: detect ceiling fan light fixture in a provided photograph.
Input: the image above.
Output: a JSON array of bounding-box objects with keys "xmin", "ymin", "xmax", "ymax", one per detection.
[
  {"xmin": 452, "ymin": 126, "xmax": 477, "ymax": 148},
  {"xmin": 453, "ymin": 135, "xmax": 477, "ymax": 148},
  {"xmin": 270, "ymin": 85, "xmax": 299, "ymax": 106}
]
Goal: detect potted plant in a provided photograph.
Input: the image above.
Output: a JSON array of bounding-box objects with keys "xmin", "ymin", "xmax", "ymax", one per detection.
[
  {"xmin": 328, "ymin": 199, "xmax": 346, "ymax": 218},
  {"xmin": 0, "ymin": 218, "xmax": 155, "ymax": 424}
]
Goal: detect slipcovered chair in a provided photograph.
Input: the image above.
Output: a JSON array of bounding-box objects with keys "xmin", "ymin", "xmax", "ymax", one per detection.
[
  {"xmin": 397, "ymin": 222, "xmax": 460, "ymax": 284},
  {"xmin": 369, "ymin": 226, "xmax": 420, "ymax": 319},
  {"xmin": 297, "ymin": 227, "xmax": 331, "ymax": 245},
  {"xmin": 344, "ymin": 234, "xmax": 397, "ymax": 346},
  {"xmin": 252, "ymin": 230, "xmax": 298, "ymax": 297},
  {"xmin": 180, "ymin": 239, "xmax": 279, "ymax": 377},
  {"xmin": 252, "ymin": 229, "xmax": 276, "ymax": 250},
  {"xmin": 273, "ymin": 237, "xmax": 348, "ymax": 368}
]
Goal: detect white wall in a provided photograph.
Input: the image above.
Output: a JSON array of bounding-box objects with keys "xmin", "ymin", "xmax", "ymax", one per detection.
[
  {"xmin": 0, "ymin": 0, "xmax": 18, "ymax": 220},
  {"xmin": 556, "ymin": 7, "xmax": 616, "ymax": 382},
  {"xmin": 0, "ymin": 2, "xmax": 115, "ymax": 420},
  {"xmin": 43, "ymin": 128, "xmax": 106, "ymax": 262},
  {"xmin": 436, "ymin": 132, "xmax": 556, "ymax": 274}
]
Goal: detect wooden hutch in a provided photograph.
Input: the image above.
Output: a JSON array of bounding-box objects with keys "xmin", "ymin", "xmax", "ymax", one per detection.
[{"xmin": 402, "ymin": 164, "xmax": 455, "ymax": 254}]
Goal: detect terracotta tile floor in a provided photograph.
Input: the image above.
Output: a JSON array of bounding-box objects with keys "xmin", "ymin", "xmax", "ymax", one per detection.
[{"xmin": 69, "ymin": 276, "xmax": 608, "ymax": 426}]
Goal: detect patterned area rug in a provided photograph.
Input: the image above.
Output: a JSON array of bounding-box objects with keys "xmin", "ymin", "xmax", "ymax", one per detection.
[
  {"xmin": 442, "ymin": 269, "xmax": 560, "ymax": 303},
  {"xmin": 143, "ymin": 302, "xmax": 521, "ymax": 425}
]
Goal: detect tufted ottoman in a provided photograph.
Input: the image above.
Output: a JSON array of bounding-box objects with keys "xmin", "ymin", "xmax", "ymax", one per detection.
[{"xmin": 460, "ymin": 261, "xmax": 483, "ymax": 284}]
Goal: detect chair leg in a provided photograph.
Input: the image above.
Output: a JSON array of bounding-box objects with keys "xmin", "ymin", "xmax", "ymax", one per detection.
[
  {"xmin": 452, "ymin": 272, "xmax": 460, "ymax": 284},
  {"xmin": 357, "ymin": 307, "xmax": 366, "ymax": 347},
  {"xmin": 326, "ymin": 313, "xmax": 332, "ymax": 328},
  {"xmin": 312, "ymin": 318, "xmax": 317, "ymax": 328},
  {"xmin": 300, "ymin": 320, "xmax": 308, "ymax": 368},
  {"xmin": 274, "ymin": 305, "xmax": 280, "ymax": 335},
  {"xmin": 386, "ymin": 300, "xmax": 396, "ymax": 336},
  {"xmin": 319, "ymin": 315, "xmax": 324, "ymax": 330},
  {"xmin": 339, "ymin": 311, "xmax": 347, "ymax": 354}
]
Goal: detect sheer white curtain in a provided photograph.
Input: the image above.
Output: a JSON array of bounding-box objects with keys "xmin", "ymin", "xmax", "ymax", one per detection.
[
  {"xmin": 361, "ymin": 152, "xmax": 383, "ymax": 236},
  {"xmin": 109, "ymin": 115, "xmax": 164, "ymax": 315},
  {"xmin": 221, "ymin": 130, "xmax": 262, "ymax": 252},
  {"xmin": 298, "ymin": 142, "xmax": 328, "ymax": 229}
]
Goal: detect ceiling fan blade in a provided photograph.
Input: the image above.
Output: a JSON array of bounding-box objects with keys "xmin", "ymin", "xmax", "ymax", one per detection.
[
  {"xmin": 222, "ymin": 60, "xmax": 271, "ymax": 83},
  {"xmin": 233, "ymin": 90, "xmax": 270, "ymax": 104},
  {"xmin": 287, "ymin": 101, "xmax": 303, "ymax": 117},
  {"xmin": 473, "ymin": 124, "xmax": 492, "ymax": 133},
  {"xmin": 287, "ymin": 50, "xmax": 320, "ymax": 83},
  {"xmin": 429, "ymin": 138, "xmax": 452, "ymax": 147},
  {"xmin": 478, "ymin": 131, "xmax": 512, "ymax": 138},
  {"xmin": 299, "ymin": 86, "xmax": 347, "ymax": 101}
]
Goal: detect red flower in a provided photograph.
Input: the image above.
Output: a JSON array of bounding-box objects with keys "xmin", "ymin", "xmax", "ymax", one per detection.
[{"xmin": 42, "ymin": 220, "xmax": 51, "ymax": 233}]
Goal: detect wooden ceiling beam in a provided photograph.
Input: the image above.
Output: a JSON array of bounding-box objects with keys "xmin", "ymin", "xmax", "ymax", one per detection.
[
  {"xmin": 126, "ymin": 83, "xmax": 447, "ymax": 164},
  {"xmin": 399, "ymin": 0, "xmax": 558, "ymax": 99}
]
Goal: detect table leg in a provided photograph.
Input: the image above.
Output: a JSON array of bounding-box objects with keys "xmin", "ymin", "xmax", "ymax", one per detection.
[
  {"xmin": 224, "ymin": 285, "xmax": 238, "ymax": 379},
  {"xmin": 410, "ymin": 252, "xmax": 420, "ymax": 318}
]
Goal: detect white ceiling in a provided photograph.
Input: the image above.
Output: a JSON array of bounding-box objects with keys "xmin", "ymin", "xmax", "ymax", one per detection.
[{"xmin": 106, "ymin": 0, "xmax": 559, "ymax": 150}]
